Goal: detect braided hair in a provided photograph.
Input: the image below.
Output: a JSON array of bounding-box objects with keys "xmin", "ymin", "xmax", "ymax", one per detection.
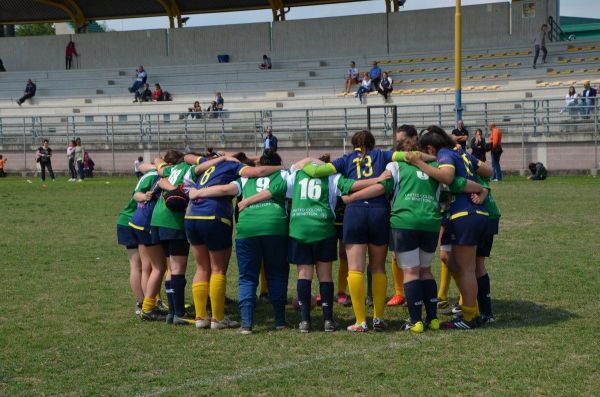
[{"xmin": 350, "ymin": 130, "xmax": 375, "ymax": 166}]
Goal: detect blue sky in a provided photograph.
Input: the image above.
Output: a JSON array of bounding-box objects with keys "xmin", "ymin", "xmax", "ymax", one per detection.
[{"xmin": 103, "ymin": 0, "xmax": 600, "ymax": 31}]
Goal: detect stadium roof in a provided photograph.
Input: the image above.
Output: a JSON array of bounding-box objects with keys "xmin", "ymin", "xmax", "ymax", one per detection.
[{"xmin": 0, "ymin": 0, "xmax": 369, "ymax": 25}]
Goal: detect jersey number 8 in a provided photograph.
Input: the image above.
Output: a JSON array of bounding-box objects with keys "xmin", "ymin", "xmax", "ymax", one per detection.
[
  {"xmin": 199, "ymin": 166, "xmax": 216, "ymax": 186},
  {"xmin": 299, "ymin": 178, "xmax": 322, "ymax": 200}
]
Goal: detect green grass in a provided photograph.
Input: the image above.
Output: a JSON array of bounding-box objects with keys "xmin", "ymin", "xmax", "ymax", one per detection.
[{"xmin": 1, "ymin": 176, "xmax": 600, "ymax": 396}]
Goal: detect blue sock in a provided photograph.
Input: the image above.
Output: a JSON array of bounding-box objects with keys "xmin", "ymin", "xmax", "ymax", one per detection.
[
  {"xmin": 297, "ymin": 279, "xmax": 312, "ymax": 322},
  {"xmin": 404, "ymin": 280, "xmax": 423, "ymax": 323},
  {"xmin": 477, "ymin": 274, "xmax": 493, "ymax": 317},
  {"xmin": 421, "ymin": 279, "xmax": 438, "ymax": 322},
  {"xmin": 170, "ymin": 275, "xmax": 187, "ymax": 317},
  {"xmin": 319, "ymin": 281, "xmax": 334, "ymax": 321},
  {"xmin": 165, "ymin": 279, "xmax": 175, "ymax": 316}
]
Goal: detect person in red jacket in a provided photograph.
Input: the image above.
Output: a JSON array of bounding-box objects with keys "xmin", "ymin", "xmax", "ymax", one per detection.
[
  {"xmin": 66, "ymin": 41, "xmax": 78, "ymax": 70},
  {"xmin": 488, "ymin": 123, "xmax": 503, "ymax": 181}
]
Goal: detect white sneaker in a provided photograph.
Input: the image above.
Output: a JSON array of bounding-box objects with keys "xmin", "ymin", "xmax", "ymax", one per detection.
[
  {"xmin": 347, "ymin": 322, "xmax": 369, "ymax": 332},
  {"xmin": 211, "ymin": 316, "xmax": 240, "ymax": 330},
  {"xmin": 77, "ymin": 179, "xmax": 83, "ymax": 182},
  {"xmin": 195, "ymin": 317, "xmax": 210, "ymax": 329},
  {"xmin": 68, "ymin": 178, "xmax": 76, "ymax": 182}
]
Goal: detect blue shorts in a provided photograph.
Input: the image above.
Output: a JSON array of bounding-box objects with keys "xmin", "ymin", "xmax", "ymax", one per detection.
[
  {"xmin": 335, "ymin": 224, "xmax": 343, "ymax": 240},
  {"xmin": 342, "ymin": 204, "xmax": 390, "ymax": 245},
  {"xmin": 132, "ymin": 226, "xmax": 161, "ymax": 246},
  {"xmin": 486, "ymin": 218, "xmax": 500, "ymax": 235},
  {"xmin": 116, "ymin": 224, "xmax": 138, "ymax": 249},
  {"xmin": 157, "ymin": 227, "xmax": 189, "ymax": 257},
  {"xmin": 442, "ymin": 212, "xmax": 488, "ymax": 246},
  {"xmin": 288, "ymin": 235, "xmax": 338, "ymax": 264},
  {"xmin": 185, "ymin": 218, "xmax": 233, "ymax": 251},
  {"xmin": 391, "ymin": 228, "xmax": 438, "ymax": 253}
]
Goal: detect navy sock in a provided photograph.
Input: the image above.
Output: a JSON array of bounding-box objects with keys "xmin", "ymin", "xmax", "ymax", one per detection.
[
  {"xmin": 165, "ymin": 279, "xmax": 175, "ymax": 315},
  {"xmin": 297, "ymin": 279, "xmax": 312, "ymax": 322},
  {"xmin": 404, "ymin": 280, "xmax": 423, "ymax": 323},
  {"xmin": 477, "ymin": 274, "xmax": 493, "ymax": 317},
  {"xmin": 421, "ymin": 279, "xmax": 438, "ymax": 322},
  {"xmin": 366, "ymin": 267, "xmax": 372, "ymax": 300},
  {"xmin": 319, "ymin": 281, "xmax": 334, "ymax": 321},
  {"xmin": 170, "ymin": 275, "xmax": 187, "ymax": 317}
]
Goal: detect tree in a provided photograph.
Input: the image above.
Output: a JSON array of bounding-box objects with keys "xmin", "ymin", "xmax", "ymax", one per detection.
[{"xmin": 16, "ymin": 23, "xmax": 55, "ymax": 36}]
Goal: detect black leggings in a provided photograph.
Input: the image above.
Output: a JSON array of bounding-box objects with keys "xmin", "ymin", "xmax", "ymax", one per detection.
[{"xmin": 40, "ymin": 161, "xmax": 55, "ymax": 181}]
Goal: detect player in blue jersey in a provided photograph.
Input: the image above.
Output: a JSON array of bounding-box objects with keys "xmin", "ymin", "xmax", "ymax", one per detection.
[
  {"xmin": 302, "ymin": 130, "xmax": 410, "ymax": 332},
  {"xmin": 183, "ymin": 153, "xmax": 284, "ymax": 330},
  {"xmin": 406, "ymin": 126, "xmax": 492, "ymax": 329}
]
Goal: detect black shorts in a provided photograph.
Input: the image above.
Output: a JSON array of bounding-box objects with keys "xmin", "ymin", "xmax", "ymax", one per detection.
[
  {"xmin": 335, "ymin": 224, "xmax": 343, "ymax": 240},
  {"xmin": 158, "ymin": 227, "xmax": 189, "ymax": 257},
  {"xmin": 132, "ymin": 226, "xmax": 161, "ymax": 246},
  {"xmin": 442, "ymin": 212, "xmax": 488, "ymax": 246},
  {"xmin": 391, "ymin": 228, "xmax": 438, "ymax": 253},
  {"xmin": 288, "ymin": 235, "xmax": 338, "ymax": 264},
  {"xmin": 116, "ymin": 224, "xmax": 138, "ymax": 249},
  {"xmin": 476, "ymin": 234, "xmax": 494, "ymax": 258},
  {"xmin": 184, "ymin": 218, "xmax": 233, "ymax": 251},
  {"xmin": 343, "ymin": 205, "xmax": 390, "ymax": 245}
]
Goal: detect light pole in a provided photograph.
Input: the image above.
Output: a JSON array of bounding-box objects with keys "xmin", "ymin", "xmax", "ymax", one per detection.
[{"xmin": 455, "ymin": 0, "xmax": 463, "ymax": 123}]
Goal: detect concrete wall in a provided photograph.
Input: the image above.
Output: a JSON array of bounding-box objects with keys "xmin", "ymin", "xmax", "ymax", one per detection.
[
  {"xmin": 0, "ymin": 0, "xmax": 559, "ymax": 71},
  {"xmin": 271, "ymin": 14, "xmax": 388, "ymax": 60}
]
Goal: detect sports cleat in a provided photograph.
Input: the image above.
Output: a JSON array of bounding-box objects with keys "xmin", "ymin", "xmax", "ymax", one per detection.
[
  {"xmin": 323, "ymin": 320, "xmax": 337, "ymax": 332},
  {"xmin": 427, "ymin": 318, "xmax": 440, "ymax": 331},
  {"xmin": 240, "ymin": 327, "xmax": 253, "ymax": 335},
  {"xmin": 141, "ymin": 309, "xmax": 166, "ymax": 322},
  {"xmin": 437, "ymin": 299, "xmax": 449, "ymax": 310},
  {"xmin": 386, "ymin": 294, "xmax": 406, "ymax": 306},
  {"xmin": 336, "ymin": 292, "xmax": 350, "ymax": 305},
  {"xmin": 166, "ymin": 314, "xmax": 174, "ymax": 324},
  {"xmin": 274, "ymin": 324, "xmax": 287, "ymax": 331},
  {"xmin": 442, "ymin": 303, "xmax": 461, "ymax": 316},
  {"xmin": 173, "ymin": 315, "xmax": 195, "ymax": 325},
  {"xmin": 441, "ymin": 317, "xmax": 477, "ymax": 330},
  {"xmin": 156, "ymin": 300, "xmax": 168, "ymax": 315},
  {"xmin": 135, "ymin": 302, "xmax": 142, "ymax": 316},
  {"xmin": 211, "ymin": 316, "xmax": 240, "ymax": 330},
  {"xmin": 477, "ymin": 314, "xmax": 496, "ymax": 326},
  {"xmin": 347, "ymin": 322, "xmax": 369, "ymax": 332},
  {"xmin": 259, "ymin": 293, "xmax": 270, "ymax": 304},
  {"xmin": 195, "ymin": 317, "xmax": 210, "ymax": 329},
  {"xmin": 298, "ymin": 321, "xmax": 311, "ymax": 333},
  {"xmin": 372, "ymin": 317, "xmax": 387, "ymax": 332},
  {"xmin": 400, "ymin": 320, "xmax": 424, "ymax": 333}
]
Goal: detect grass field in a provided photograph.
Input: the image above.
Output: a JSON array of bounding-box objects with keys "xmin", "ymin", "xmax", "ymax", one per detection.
[{"xmin": 1, "ymin": 175, "xmax": 600, "ymax": 396}]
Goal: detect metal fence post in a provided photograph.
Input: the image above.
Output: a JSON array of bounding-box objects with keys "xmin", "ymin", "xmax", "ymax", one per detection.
[
  {"xmin": 112, "ymin": 116, "xmax": 115, "ymax": 175},
  {"xmin": 305, "ymin": 109, "xmax": 309, "ymax": 157},
  {"xmin": 484, "ymin": 102, "xmax": 488, "ymax": 134},
  {"xmin": 157, "ymin": 114, "xmax": 161, "ymax": 154},
  {"xmin": 203, "ymin": 116, "xmax": 207, "ymax": 150},
  {"xmin": 23, "ymin": 117, "xmax": 27, "ymax": 172},
  {"xmin": 253, "ymin": 111, "xmax": 258, "ymax": 155},
  {"xmin": 437, "ymin": 104, "xmax": 442, "ymax": 126},
  {"xmin": 105, "ymin": 115, "xmax": 110, "ymax": 145},
  {"xmin": 343, "ymin": 108, "xmax": 348, "ymax": 154},
  {"xmin": 594, "ymin": 101, "xmax": 598, "ymax": 172},
  {"xmin": 545, "ymin": 99, "xmax": 550, "ymax": 136},
  {"xmin": 521, "ymin": 100, "xmax": 526, "ymax": 171}
]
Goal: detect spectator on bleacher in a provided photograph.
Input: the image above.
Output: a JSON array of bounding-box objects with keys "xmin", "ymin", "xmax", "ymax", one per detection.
[
  {"xmin": 259, "ymin": 55, "xmax": 272, "ymax": 70},
  {"xmin": 452, "ymin": 120, "xmax": 469, "ymax": 151},
  {"xmin": 74, "ymin": 138, "xmax": 85, "ymax": 182},
  {"xmin": 207, "ymin": 101, "xmax": 219, "ymax": 118},
  {"xmin": 344, "ymin": 61, "xmax": 360, "ymax": 94},
  {"xmin": 128, "ymin": 66, "xmax": 147, "ymax": 93},
  {"xmin": 377, "ymin": 71, "xmax": 393, "ymax": 102},
  {"xmin": 181, "ymin": 101, "xmax": 203, "ymax": 120},
  {"xmin": 533, "ymin": 24, "xmax": 548, "ymax": 69},
  {"xmin": 470, "ymin": 128, "xmax": 486, "ymax": 162},
  {"xmin": 581, "ymin": 81, "xmax": 597, "ymax": 119},
  {"xmin": 152, "ymin": 83, "xmax": 164, "ymax": 101},
  {"xmin": 67, "ymin": 139, "xmax": 77, "ymax": 181},
  {"xmin": 563, "ymin": 86, "xmax": 580, "ymax": 117},
  {"xmin": 0, "ymin": 59, "xmax": 6, "ymax": 72},
  {"xmin": 369, "ymin": 61, "xmax": 382, "ymax": 88},
  {"xmin": 36, "ymin": 139, "xmax": 55, "ymax": 182},
  {"xmin": 355, "ymin": 72, "xmax": 373, "ymax": 102},
  {"xmin": 263, "ymin": 128, "xmax": 278, "ymax": 153},
  {"xmin": 488, "ymin": 123, "xmax": 503, "ymax": 182},
  {"xmin": 17, "ymin": 79, "xmax": 36, "ymax": 106},
  {"xmin": 215, "ymin": 92, "xmax": 224, "ymax": 110},
  {"xmin": 65, "ymin": 41, "xmax": 78, "ymax": 70},
  {"xmin": 134, "ymin": 83, "xmax": 152, "ymax": 103},
  {"xmin": 528, "ymin": 162, "xmax": 547, "ymax": 180},
  {"xmin": 0, "ymin": 155, "xmax": 7, "ymax": 177}
]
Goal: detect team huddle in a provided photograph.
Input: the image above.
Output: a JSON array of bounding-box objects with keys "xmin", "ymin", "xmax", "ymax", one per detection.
[{"xmin": 116, "ymin": 125, "xmax": 499, "ymax": 333}]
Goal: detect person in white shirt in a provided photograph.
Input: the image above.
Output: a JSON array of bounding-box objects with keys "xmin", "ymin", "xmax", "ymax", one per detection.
[
  {"xmin": 67, "ymin": 139, "xmax": 77, "ymax": 181},
  {"xmin": 128, "ymin": 66, "xmax": 147, "ymax": 93},
  {"xmin": 344, "ymin": 61, "xmax": 360, "ymax": 94},
  {"xmin": 355, "ymin": 72, "xmax": 372, "ymax": 102},
  {"xmin": 134, "ymin": 156, "xmax": 143, "ymax": 179},
  {"xmin": 564, "ymin": 86, "xmax": 580, "ymax": 117}
]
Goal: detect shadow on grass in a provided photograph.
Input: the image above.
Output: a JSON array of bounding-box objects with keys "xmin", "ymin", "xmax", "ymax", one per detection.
[{"xmin": 480, "ymin": 298, "xmax": 577, "ymax": 329}]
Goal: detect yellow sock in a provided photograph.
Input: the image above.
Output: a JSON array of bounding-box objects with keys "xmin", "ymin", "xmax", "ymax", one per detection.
[
  {"xmin": 209, "ymin": 274, "xmax": 226, "ymax": 321},
  {"xmin": 461, "ymin": 305, "xmax": 477, "ymax": 322},
  {"xmin": 459, "ymin": 294, "xmax": 463, "ymax": 306},
  {"xmin": 259, "ymin": 261, "xmax": 268, "ymax": 295},
  {"xmin": 391, "ymin": 258, "xmax": 404, "ymax": 297},
  {"xmin": 337, "ymin": 257, "xmax": 348, "ymax": 293},
  {"xmin": 438, "ymin": 261, "xmax": 450, "ymax": 300},
  {"xmin": 371, "ymin": 272, "xmax": 388, "ymax": 319},
  {"xmin": 347, "ymin": 271, "xmax": 366, "ymax": 324},
  {"xmin": 142, "ymin": 297, "xmax": 156, "ymax": 313},
  {"xmin": 192, "ymin": 281, "xmax": 209, "ymax": 319}
]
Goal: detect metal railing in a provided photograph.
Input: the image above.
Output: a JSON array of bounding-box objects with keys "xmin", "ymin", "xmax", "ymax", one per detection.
[{"xmin": 0, "ymin": 97, "xmax": 598, "ymax": 172}]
